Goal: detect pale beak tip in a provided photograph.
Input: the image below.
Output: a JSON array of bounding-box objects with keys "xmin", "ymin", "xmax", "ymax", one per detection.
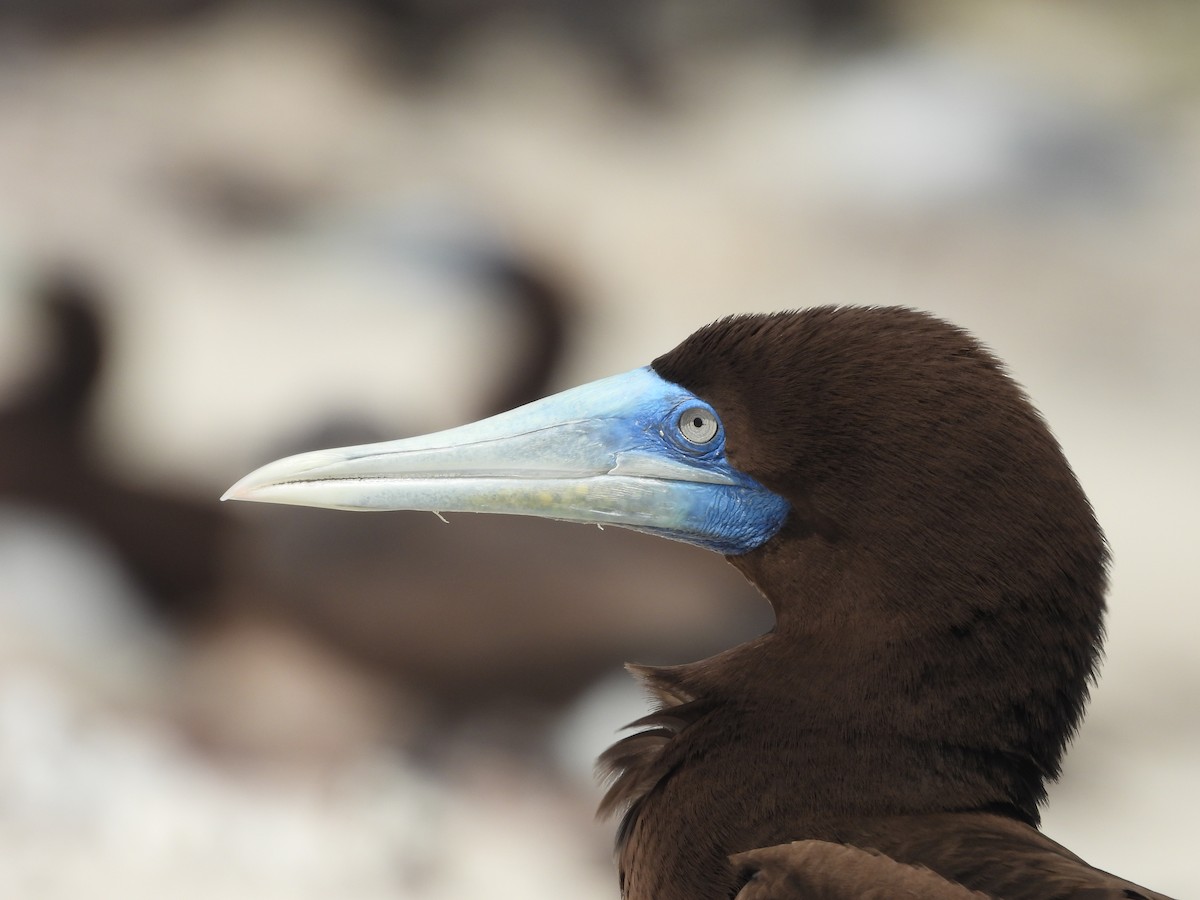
[
  {"xmin": 221, "ymin": 472, "xmax": 266, "ymax": 503},
  {"xmin": 220, "ymin": 484, "xmax": 244, "ymax": 503}
]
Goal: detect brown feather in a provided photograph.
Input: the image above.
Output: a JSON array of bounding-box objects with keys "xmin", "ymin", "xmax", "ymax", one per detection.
[{"xmin": 733, "ymin": 841, "xmax": 989, "ymax": 899}]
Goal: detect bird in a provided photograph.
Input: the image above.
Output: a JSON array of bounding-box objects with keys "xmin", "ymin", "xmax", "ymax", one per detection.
[
  {"xmin": 0, "ymin": 270, "xmax": 228, "ymax": 622},
  {"xmin": 224, "ymin": 307, "xmax": 1174, "ymax": 899}
]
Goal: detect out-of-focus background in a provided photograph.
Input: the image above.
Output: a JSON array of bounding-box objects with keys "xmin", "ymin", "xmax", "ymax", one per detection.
[{"xmin": 0, "ymin": 1, "xmax": 1196, "ymax": 897}]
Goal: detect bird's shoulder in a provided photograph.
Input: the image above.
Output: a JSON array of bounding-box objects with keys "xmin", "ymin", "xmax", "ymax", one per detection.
[
  {"xmin": 733, "ymin": 840, "xmax": 988, "ymax": 899},
  {"xmin": 731, "ymin": 813, "xmax": 1175, "ymax": 900}
]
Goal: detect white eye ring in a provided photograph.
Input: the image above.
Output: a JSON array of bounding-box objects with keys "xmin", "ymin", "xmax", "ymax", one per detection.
[{"xmin": 678, "ymin": 407, "xmax": 719, "ymax": 445}]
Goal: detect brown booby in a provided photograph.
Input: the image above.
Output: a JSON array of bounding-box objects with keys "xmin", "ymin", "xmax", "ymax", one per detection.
[{"xmin": 224, "ymin": 307, "xmax": 1173, "ymax": 899}]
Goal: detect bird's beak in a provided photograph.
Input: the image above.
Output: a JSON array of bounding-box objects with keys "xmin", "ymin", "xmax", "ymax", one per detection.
[{"xmin": 223, "ymin": 367, "xmax": 788, "ymax": 554}]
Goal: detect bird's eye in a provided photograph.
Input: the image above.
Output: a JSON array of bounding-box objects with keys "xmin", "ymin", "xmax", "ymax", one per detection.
[{"xmin": 678, "ymin": 407, "xmax": 720, "ymax": 445}]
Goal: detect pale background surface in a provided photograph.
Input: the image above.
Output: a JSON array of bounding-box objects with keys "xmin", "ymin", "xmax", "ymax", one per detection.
[{"xmin": 0, "ymin": 2, "xmax": 1196, "ymax": 897}]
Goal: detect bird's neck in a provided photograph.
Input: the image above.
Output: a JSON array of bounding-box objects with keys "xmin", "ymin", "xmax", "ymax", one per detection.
[{"xmin": 606, "ymin": 604, "xmax": 1054, "ymax": 900}]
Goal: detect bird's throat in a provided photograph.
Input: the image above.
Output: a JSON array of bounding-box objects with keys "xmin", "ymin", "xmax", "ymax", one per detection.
[{"xmin": 604, "ymin": 589, "xmax": 1061, "ymax": 900}]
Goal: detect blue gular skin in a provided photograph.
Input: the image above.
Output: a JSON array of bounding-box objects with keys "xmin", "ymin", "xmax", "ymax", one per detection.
[{"xmin": 223, "ymin": 367, "xmax": 790, "ymax": 556}]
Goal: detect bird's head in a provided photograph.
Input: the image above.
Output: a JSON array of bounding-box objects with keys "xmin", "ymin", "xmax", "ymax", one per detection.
[{"xmin": 653, "ymin": 309, "xmax": 1107, "ymax": 628}]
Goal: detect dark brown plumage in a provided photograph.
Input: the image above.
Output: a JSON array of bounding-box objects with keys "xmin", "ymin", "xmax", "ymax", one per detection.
[
  {"xmin": 733, "ymin": 840, "xmax": 989, "ymax": 899},
  {"xmin": 598, "ymin": 308, "xmax": 1171, "ymax": 899}
]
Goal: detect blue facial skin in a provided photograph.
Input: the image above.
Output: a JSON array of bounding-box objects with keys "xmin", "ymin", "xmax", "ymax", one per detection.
[
  {"xmin": 675, "ymin": 480, "xmax": 791, "ymax": 555},
  {"xmin": 641, "ymin": 480, "xmax": 792, "ymax": 555},
  {"xmin": 588, "ymin": 368, "xmax": 791, "ymax": 555}
]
